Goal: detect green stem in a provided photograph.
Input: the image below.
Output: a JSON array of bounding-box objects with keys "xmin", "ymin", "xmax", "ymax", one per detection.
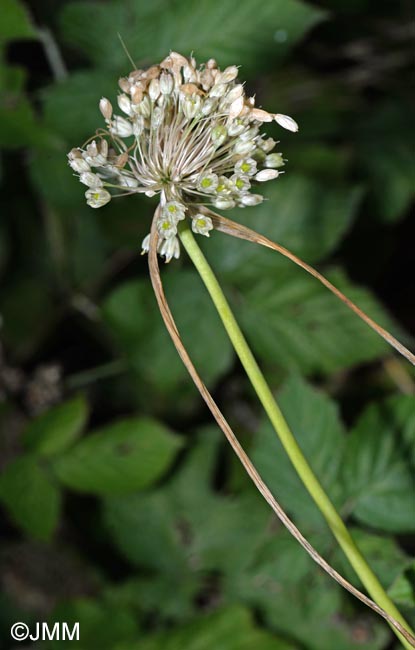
[{"xmin": 179, "ymin": 221, "xmax": 414, "ymax": 649}]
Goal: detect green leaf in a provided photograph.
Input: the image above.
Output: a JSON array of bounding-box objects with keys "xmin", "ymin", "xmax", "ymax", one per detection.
[
  {"xmin": 60, "ymin": 0, "xmax": 326, "ymax": 74},
  {"xmin": 0, "ymin": 455, "xmax": 61, "ymax": 540},
  {"xmin": 332, "ymin": 528, "xmax": 409, "ymax": 591},
  {"xmin": 357, "ymin": 104, "xmax": 415, "ymax": 223},
  {"xmin": 0, "ymin": 0, "xmax": 36, "ymax": 44},
  {"xmin": 0, "ymin": 65, "xmax": 55, "ymax": 149},
  {"xmin": 23, "ymin": 396, "xmax": 89, "ymax": 457},
  {"xmin": 388, "ymin": 561, "xmax": 415, "ymax": 610},
  {"xmin": 41, "ymin": 70, "xmax": 116, "ymax": 144},
  {"xmin": 0, "ymin": 275, "xmax": 55, "ymax": 358},
  {"xmin": 121, "ymin": 606, "xmax": 296, "ymax": 650},
  {"xmin": 52, "ymin": 417, "xmax": 182, "ymax": 495},
  {"xmin": 202, "ymin": 176, "xmax": 362, "ymax": 280},
  {"xmin": 44, "ymin": 597, "xmax": 140, "ymax": 650},
  {"xmin": 102, "ymin": 271, "xmax": 234, "ymax": 393},
  {"xmin": 341, "ymin": 395, "xmax": 415, "ymax": 533},
  {"xmin": 251, "ymin": 375, "xmax": 345, "ymax": 528},
  {"xmin": 237, "ymin": 267, "xmax": 400, "ymax": 374}
]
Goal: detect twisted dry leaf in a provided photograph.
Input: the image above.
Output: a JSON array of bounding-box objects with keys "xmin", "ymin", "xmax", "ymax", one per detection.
[
  {"xmin": 148, "ymin": 209, "xmax": 415, "ymax": 647},
  {"xmin": 203, "ymin": 209, "xmax": 415, "ymax": 366}
]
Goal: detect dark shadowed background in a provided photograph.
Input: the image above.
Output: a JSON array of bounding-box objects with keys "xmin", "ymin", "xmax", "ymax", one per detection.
[{"xmin": 0, "ymin": 1, "xmax": 414, "ymax": 648}]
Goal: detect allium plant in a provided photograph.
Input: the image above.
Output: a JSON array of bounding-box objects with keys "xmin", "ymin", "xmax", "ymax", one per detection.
[
  {"xmin": 68, "ymin": 51, "xmax": 297, "ymax": 262},
  {"xmin": 68, "ymin": 53, "xmax": 415, "ymax": 648}
]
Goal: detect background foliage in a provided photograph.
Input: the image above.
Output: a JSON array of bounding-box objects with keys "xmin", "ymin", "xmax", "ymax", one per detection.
[{"xmin": 0, "ymin": 1, "xmax": 414, "ymax": 648}]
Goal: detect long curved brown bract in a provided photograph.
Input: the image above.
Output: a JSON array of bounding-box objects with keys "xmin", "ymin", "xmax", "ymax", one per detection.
[
  {"xmin": 203, "ymin": 209, "xmax": 415, "ymax": 366},
  {"xmin": 148, "ymin": 211, "xmax": 415, "ymax": 647}
]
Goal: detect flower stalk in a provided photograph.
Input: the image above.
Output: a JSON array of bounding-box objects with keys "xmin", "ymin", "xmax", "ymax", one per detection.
[{"xmin": 177, "ymin": 219, "xmax": 415, "ymax": 649}]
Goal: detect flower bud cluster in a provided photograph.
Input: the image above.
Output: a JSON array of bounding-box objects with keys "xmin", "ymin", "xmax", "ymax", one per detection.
[{"xmin": 68, "ymin": 52, "xmax": 297, "ymax": 261}]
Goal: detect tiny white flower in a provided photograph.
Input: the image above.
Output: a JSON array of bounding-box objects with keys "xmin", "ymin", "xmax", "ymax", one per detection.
[
  {"xmin": 231, "ymin": 174, "xmax": 251, "ymax": 193},
  {"xmin": 234, "ymin": 158, "xmax": 257, "ymax": 176},
  {"xmin": 274, "ymin": 113, "xmax": 299, "ymax": 132},
  {"xmin": 158, "ymin": 235, "xmax": 180, "ymax": 262},
  {"xmin": 191, "ymin": 214, "xmax": 213, "ymax": 236},
  {"xmin": 164, "ymin": 201, "xmax": 186, "ymax": 222},
  {"xmin": 157, "ymin": 217, "xmax": 177, "ymax": 239},
  {"xmin": 234, "ymin": 139, "xmax": 256, "ymax": 155},
  {"xmin": 68, "ymin": 150, "xmax": 91, "ymax": 173},
  {"xmin": 160, "ymin": 72, "xmax": 174, "ymax": 95},
  {"xmin": 141, "ymin": 233, "xmax": 151, "ymax": 254},
  {"xmin": 85, "ymin": 187, "xmax": 111, "ymax": 208},
  {"xmin": 197, "ymin": 172, "xmax": 219, "ymax": 193}
]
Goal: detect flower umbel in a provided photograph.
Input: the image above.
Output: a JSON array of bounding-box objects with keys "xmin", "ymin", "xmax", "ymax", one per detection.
[{"xmin": 68, "ymin": 52, "xmax": 298, "ymax": 261}]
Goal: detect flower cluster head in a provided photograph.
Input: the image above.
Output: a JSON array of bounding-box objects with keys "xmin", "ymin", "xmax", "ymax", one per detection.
[{"xmin": 68, "ymin": 52, "xmax": 298, "ymax": 262}]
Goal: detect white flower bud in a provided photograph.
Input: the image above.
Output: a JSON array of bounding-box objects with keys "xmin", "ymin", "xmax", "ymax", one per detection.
[
  {"xmin": 211, "ymin": 124, "xmax": 227, "ymax": 147},
  {"xmin": 119, "ymin": 174, "xmax": 139, "ymax": 188},
  {"xmin": 227, "ymin": 119, "xmax": 246, "ymax": 136},
  {"xmin": 149, "ymin": 78, "xmax": 160, "ymax": 102},
  {"xmin": 259, "ymin": 137, "xmax": 276, "ymax": 153},
  {"xmin": 255, "ymin": 169, "xmax": 280, "ymax": 182},
  {"xmin": 132, "ymin": 115, "xmax": 145, "ymax": 137},
  {"xmin": 214, "ymin": 197, "xmax": 235, "ymax": 210},
  {"xmin": 117, "ymin": 94, "xmax": 133, "ymax": 116},
  {"xmin": 201, "ymin": 98, "xmax": 217, "ymax": 115},
  {"xmin": 85, "ymin": 188, "xmax": 111, "ymax": 208},
  {"xmin": 110, "ymin": 116, "xmax": 133, "ymax": 138},
  {"xmin": 216, "ymin": 65, "xmax": 238, "ymax": 84},
  {"xmin": 160, "ymin": 72, "xmax": 174, "ymax": 95},
  {"xmin": 191, "ymin": 214, "xmax": 213, "ymax": 237},
  {"xmin": 264, "ymin": 153, "xmax": 285, "ymax": 168},
  {"xmin": 234, "ymin": 139, "xmax": 256, "ymax": 155},
  {"xmin": 138, "ymin": 95, "xmax": 151, "ymax": 118},
  {"xmin": 228, "ymin": 95, "xmax": 244, "ymax": 119},
  {"xmin": 68, "ymin": 150, "xmax": 90, "ymax": 173},
  {"xmin": 141, "ymin": 233, "xmax": 151, "ymax": 254},
  {"xmin": 99, "ymin": 97, "xmax": 113, "ymax": 120},
  {"xmin": 240, "ymin": 193, "xmax": 264, "ymax": 206},
  {"xmin": 182, "ymin": 94, "xmax": 201, "ymax": 119},
  {"xmin": 79, "ymin": 172, "xmax": 103, "ymax": 187},
  {"xmin": 274, "ymin": 113, "xmax": 299, "ymax": 132},
  {"xmin": 210, "ymin": 83, "xmax": 228, "ymax": 98},
  {"xmin": 251, "ymin": 108, "xmax": 273, "ymax": 123},
  {"xmin": 224, "ymin": 84, "xmax": 244, "ymax": 104}
]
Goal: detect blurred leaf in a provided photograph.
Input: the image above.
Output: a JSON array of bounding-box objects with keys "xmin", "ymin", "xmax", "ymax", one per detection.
[
  {"xmin": 102, "ymin": 270, "xmax": 234, "ymax": 393},
  {"xmin": 0, "ymin": 0, "xmax": 35, "ymax": 44},
  {"xmin": 52, "ymin": 417, "xmax": 182, "ymax": 495},
  {"xmin": 332, "ymin": 528, "xmax": 409, "ymax": 591},
  {"xmin": 0, "ymin": 65, "xmax": 55, "ymax": 149},
  {"xmin": 44, "ymin": 597, "xmax": 140, "ymax": 650},
  {"xmin": 60, "ymin": 0, "xmax": 326, "ymax": 74},
  {"xmin": 23, "ymin": 395, "xmax": 88, "ymax": 457},
  {"xmin": 122, "ymin": 605, "xmax": 296, "ymax": 650},
  {"xmin": 237, "ymin": 267, "xmax": 397, "ymax": 374},
  {"xmin": 357, "ymin": 105, "xmax": 415, "ymax": 223},
  {"xmin": 41, "ymin": 70, "xmax": 116, "ymax": 143},
  {"xmin": 0, "ymin": 455, "xmax": 61, "ymax": 540},
  {"xmin": 252, "ymin": 375, "xmax": 345, "ymax": 528},
  {"xmin": 388, "ymin": 562, "xmax": 415, "ymax": 610},
  {"xmin": 203, "ymin": 176, "xmax": 362, "ymax": 279},
  {"xmin": 341, "ymin": 395, "xmax": 415, "ymax": 533},
  {"xmin": 0, "ymin": 276, "xmax": 55, "ymax": 358}
]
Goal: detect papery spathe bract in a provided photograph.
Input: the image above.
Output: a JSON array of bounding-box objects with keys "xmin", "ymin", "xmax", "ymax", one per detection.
[{"xmin": 68, "ymin": 51, "xmax": 298, "ymax": 261}]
